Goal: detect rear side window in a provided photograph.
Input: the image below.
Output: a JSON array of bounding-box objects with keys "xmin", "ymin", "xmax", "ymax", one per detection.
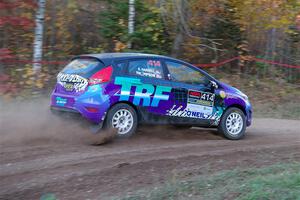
[
  {"xmin": 115, "ymin": 62, "xmax": 126, "ymax": 73},
  {"xmin": 128, "ymin": 59, "xmax": 164, "ymax": 79},
  {"xmin": 62, "ymin": 58, "xmax": 104, "ymax": 77}
]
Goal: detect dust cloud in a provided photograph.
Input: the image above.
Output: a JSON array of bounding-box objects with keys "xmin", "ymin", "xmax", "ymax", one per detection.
[{"xmin": 0, "ymin": 98, "xmax": 116, "ymax": 146}]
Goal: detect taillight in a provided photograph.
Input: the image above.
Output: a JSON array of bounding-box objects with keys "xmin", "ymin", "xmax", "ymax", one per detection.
[
  {"xmin": 88, "ymin": 65, "xmax": 113, "ymax": 85},
  {"xmin": 85, "ymin": 107, "xmax": 99, "ymax": 112}
]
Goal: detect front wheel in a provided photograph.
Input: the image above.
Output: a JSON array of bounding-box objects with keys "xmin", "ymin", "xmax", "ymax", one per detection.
[
  {"xmin": 104, "ymin": 103, "xmax": 138, "ymax": 138},
  {"xmin": 218, "ymin": 107, "xmax": 246, "ymax": 140}
]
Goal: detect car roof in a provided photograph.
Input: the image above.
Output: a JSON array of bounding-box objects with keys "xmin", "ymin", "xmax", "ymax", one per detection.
[
  {"xmin": 73, "ymin": 52, "xmax": 217, "ymax": 81},
  {"xmin": 74, "ymin": 52, "xmax": 184, "ymax": 65},
  {"xmin": 81, "ymin": 52, "xmax": 169, "ymax": 59}
]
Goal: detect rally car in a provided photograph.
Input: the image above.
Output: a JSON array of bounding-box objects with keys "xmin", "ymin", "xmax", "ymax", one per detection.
[{"xmin": 50, "ymin": 53, "xmax": 252, "ymax": 140}]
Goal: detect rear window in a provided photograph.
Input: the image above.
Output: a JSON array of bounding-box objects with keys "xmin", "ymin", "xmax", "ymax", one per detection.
[{"xmin": 62, "ymin": 58, "xmax": 104, "ymax": 77}]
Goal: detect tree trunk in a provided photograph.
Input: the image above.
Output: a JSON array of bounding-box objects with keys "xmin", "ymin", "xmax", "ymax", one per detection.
[
  {"xmin": 171, "ymin": 29, "xmax": 183, "ymax": 57},
  {"xmin": 33, "ymin": 0, "xmax": 46, "ymax": 73},
  {"xmin": 171, "ymin": 0, "xmax": 184, "ymax": 57},
  {"xmin": 49, "ymin": 0, "xmax": 57, "ymax": 61},
  {"xmin": 128, "ymin": 0, "xmax": 135, "ymax": 49}
]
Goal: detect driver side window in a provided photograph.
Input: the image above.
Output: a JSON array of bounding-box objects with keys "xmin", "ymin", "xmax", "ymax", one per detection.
[{"xmin": 165, "ymin": 61, "xmax": 208, "ymax": 85}]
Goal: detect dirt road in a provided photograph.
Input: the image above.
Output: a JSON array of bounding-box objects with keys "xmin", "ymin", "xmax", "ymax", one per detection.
[{"xmin": 0, "ymin": 118, "xmax": 300, "ymax": 200}]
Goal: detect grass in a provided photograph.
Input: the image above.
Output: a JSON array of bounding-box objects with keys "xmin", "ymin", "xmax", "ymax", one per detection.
[{"xmin": 112, "ymin": 162, "xmax": 300, "ymax": 200}]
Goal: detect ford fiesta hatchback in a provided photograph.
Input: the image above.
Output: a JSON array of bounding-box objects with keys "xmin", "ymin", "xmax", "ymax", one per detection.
[{"xmin": 50, "ymin": 53, "xmax": 252, "ymax": 140}]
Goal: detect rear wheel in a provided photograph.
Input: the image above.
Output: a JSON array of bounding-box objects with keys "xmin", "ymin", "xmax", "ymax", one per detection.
[
  {"xmin": 104, "ymin": 103, "xmax": 138, "ymax": 138},
  {"xmin": 218, "ymin": 107, "xmax": 246, "ymax": 140}
]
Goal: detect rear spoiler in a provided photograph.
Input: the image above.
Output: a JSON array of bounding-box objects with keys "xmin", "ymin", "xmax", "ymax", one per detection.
[{"xmin": 71, "ymin": 55, "xmax": 107, "ymax": 66}]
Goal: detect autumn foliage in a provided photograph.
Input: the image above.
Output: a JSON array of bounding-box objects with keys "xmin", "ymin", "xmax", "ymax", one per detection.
[{"xmin": 0, "ymin": 0, "xmax": 299, "ymax": 98}]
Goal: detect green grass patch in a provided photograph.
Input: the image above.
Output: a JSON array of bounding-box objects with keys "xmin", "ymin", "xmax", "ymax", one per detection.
[{"xmin": 113, "ymin": 162, "xmax": 300, "ymax": 200}]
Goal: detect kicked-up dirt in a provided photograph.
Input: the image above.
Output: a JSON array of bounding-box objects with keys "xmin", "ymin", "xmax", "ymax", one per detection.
[{"xmin": 0, "ymin": 117, "xmax": 300, "ymax": 200}]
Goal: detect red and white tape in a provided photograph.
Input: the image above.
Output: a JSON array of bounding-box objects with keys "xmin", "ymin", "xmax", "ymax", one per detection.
[{"xmin": 0, "ymin": 56, "xmax": 300, "ymax": 69}]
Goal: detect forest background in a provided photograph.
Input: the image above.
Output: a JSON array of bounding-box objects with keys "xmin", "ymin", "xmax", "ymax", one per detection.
[{"xmin": 0, "ymin": 0, "xmax": 299, "ymax": 118}]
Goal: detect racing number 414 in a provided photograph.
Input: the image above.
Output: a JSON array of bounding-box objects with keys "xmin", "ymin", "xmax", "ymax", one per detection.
[{"xmin": 201, "ymin": 93, "xmax": 215, "ymax": 102}]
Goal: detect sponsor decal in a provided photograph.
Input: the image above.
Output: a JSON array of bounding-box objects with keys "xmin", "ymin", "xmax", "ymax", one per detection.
[
  {"xmin": 114, "ymin": 76, "xmax": 172, "ymax": 107},
  {"xmin": 209, "ymin": 106, "xmax": 225, "ymax": 125},
  {"xmin": 135, "ymin": 60, "xmax": 162, "ymax": 79},
  {"xmin": 136, "ymin": 67, "xmax": 162, "ymax": 79},
  {"xmin": 56, "ymin": 96, "xmax": 67, "ymax": 107},
  {"xmin": 187, "ymin": 104, "xmax": 213, "ymax": 116},
  {"xmin": 167, "ymin": 104, "xmax": 211, "ymax": 119},
  {"xmin": 189, "ymin": 90, "xmax": 201, "ymax": 98},
  {"xmin": 147, "ymin": 60, "xmax": 161, "ymax": 67},
  {"xmin": 166, "ymin": 104, "xmax": 224, "ymax": 122},
  {"xmin": 188, "ymin": 90, "xmax": 215, "ymax": 107},
  {"xmin": 57, "ymin": 73, "xmax": 88, "ymax": 92},
  {"xmin": 167, "ymin": 89, "xmax": 215, "ymax": 119},
  {"xmin": 131, "ymin": 60, "xmax": 163, "ymax": 79},
  {"xmin": 219, "ymin": 90, "xmax": 226, "ymax": 99},
  {"xmin": 167, "ymin": 103, "xmax": 213, "ymax": 119},
  {"xmin": 63, "ymin": 83, "xmax": 74, "ymax": 91}
]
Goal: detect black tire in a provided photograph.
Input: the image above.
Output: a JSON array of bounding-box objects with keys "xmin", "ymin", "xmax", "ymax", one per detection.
[
  {"xmin": 218, "ymin": 107, "xmax": 246, "ymax": 140},
  {"xmin": 104, "ymin": 103, "xmax": 138, "ymax": 138}
]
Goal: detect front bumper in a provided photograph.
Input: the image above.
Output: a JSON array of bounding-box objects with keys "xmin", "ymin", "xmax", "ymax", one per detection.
[{"xmin": 245, "ymin": 101, "xmax": 252, "ymax": 127}]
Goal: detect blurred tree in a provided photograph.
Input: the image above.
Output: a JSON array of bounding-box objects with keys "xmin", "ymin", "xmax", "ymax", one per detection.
[
  {"xmin": 128, "ymin": 0, "xmax": 135, "ymax": 49},
  {"xmin": 32, "ymin": 0, "xmax": 46, "ymax": 73},
  {"xmin": 229, "ymin": 0, "xmax": 300, "ymax": 77},
  {"xmin": 1, "ymin": 0, "xmax": 300, "ymax": 99},
  {"xmin": 99, "ymin": 0, "xmax": 171, "ymax": 54},
  {"xmin": 159, "ymin": 0, "xmax": 227, "ymax": 61},
  {"xmin": 0, "ymin": 0, "xmax": 36, "ymax": 55}
]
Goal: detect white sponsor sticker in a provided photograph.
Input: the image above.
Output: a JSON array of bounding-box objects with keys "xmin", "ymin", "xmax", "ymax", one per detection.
[
  {"xmin": 57, "ymin": 73, "xmax": 88, "ymax": 92},
  {"xmin": 186, "ymin": 104, "xmax": 213, "ymax": 116},
  {"xmin": 167, "ymin": 104, "xmax": 213, "ymax": 119}
]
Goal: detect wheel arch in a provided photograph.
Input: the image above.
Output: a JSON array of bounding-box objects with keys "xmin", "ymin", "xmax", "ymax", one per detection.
[
  {"xmin": 218, "ymin": 104, "xmax": 247, "ymax": 140},
  {"xmin": 225, "ymin": 104, "xmax": 247, "ymax": 116},
  {"xmin": 107, "ymin": 101, "xmax": 141, "ymax": 122}
]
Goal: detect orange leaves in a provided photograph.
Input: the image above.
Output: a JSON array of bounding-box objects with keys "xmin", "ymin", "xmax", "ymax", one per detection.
[
  {"xmin": 0, "ymin": 16, "xmax": 34, "ymax": 28},
  {"xmin": 229, "ymin": 0, "xmax": 300, "ymax": 31},
  {"xmin": 114, "ymin": 41, "xmax": 127, "ymax": 52},
  {"xmin": 296, "ymin": 15, "xmax": 300, "ymax": 30},
  {"xmin": 0, "ymin": 1, "xmax": 35, "ymax": 28}
]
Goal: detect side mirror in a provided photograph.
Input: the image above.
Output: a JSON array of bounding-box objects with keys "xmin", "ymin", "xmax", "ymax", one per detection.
[{"xmin": 209, "ymin": 80, "xmax": 218, "ymax": 90}]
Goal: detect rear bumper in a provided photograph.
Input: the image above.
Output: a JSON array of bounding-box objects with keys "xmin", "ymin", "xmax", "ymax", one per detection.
[
  {"xmin": 50, "ymin": 84, "xmax": 110, "ymax": 124},
  {"xmin": 50, "ymin": 106, "xmax": 104, "ymax": 132}
]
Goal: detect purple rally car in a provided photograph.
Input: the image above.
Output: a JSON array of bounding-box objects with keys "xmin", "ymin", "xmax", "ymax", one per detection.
[{"xmin": 50, "ymin": 53, "xmax": 252, "ymax": 140}]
